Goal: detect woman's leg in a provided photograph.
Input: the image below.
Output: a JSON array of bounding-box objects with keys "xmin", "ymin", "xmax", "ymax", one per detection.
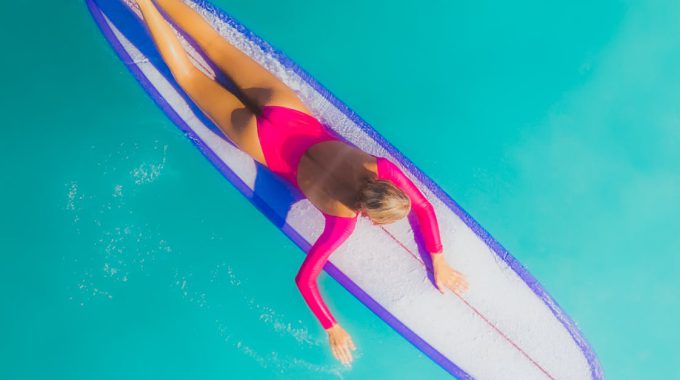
[
  {"xmin": 135, "ymin": 0, "xmax": 267, "ymax": 165},
  {"xmin": 153, "ymin": 0, "xmax": 310, "ymax": 114}
]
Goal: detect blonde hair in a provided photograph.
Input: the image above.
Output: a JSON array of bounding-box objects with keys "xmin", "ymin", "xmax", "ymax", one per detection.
[{"xmin": 357, "ymin": 177, "xmax": 411, "ymax": 224}]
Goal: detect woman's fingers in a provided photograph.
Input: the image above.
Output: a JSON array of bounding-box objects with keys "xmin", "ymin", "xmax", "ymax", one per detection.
[
  {"xmin": 340, "ymin": 343, "xmax": 352, "ymax": 364},
  {"xmin": 331, "ymin": 345, "xmax": 340, "ymax": 361},
  {"xmin": 341, "ymin": 348, "xmax": 349, "ymax": 365},
  {"xmin": 336, "ymin": 344, "xmax": 347, "ymax": 364},
  {"xmin": 434, "ymin": 265, "xmax": 469, "ymax": 295},
  {"xmin": 336, "ymin": 338, "xmax": 354, "ymax": 365},
  {"xmin": 459, "ymin": 274, "xmax": 469, "ymax": 292},
  {"xmin": 454, "ymin": 279, "xmax": 467, "ymax": 294},
  {"xmin": 331, "ymin": 341, "xmax": 349, "ymax": 365},
  {"xmin": 442, "ymin": 277, "xmax": 468, "ymax": 295},
  {"xmin": 435, "ymin": 281, "xmax": 445, "ymax": 294}
]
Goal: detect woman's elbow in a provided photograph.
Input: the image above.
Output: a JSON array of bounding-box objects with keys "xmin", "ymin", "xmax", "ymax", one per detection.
[{"xmin": 294, "ymin": 271, "xmax": 311, "ymax": 289}]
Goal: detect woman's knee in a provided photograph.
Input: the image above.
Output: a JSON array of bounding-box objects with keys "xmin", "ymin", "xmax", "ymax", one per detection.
[{"xmin": 174, "ymin": 66, "xmax": 202, "ymax": 89}]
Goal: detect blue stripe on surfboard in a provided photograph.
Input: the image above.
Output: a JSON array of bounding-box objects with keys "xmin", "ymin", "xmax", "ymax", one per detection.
[
  {"xmin": 86, "ymin": 0, "xmax": 602, "ymax": 378},
  {"xmin": 91, "ymin": 0, "xmax": 302, "ymax": 219}
]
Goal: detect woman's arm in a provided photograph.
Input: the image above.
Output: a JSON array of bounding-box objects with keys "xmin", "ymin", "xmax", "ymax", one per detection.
[
  {"xmin": 295, "ymin": 213, "xmax": 358, "ymax": 365},
  {"xmin": 295, "ymin": 213, "xmax": 358, "ymax": 329},
  {"xmin": 376, "ymin": 158, "xmax": 467, "ymax": 295},
  {"xmin": 375, "ymin": 157, "xmax": 443, "ymax": 255}
]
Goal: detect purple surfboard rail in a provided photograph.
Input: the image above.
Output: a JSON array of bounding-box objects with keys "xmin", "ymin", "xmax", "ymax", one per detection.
[{"xmin": 85, "ymin": 0, "xmax": 602, "ymax": 378}]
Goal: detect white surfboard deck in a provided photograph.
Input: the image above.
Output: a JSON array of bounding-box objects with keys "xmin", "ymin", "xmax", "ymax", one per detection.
[{"xmin": 86, "ymin": 0, "xmax": 602, "ymax": 378}]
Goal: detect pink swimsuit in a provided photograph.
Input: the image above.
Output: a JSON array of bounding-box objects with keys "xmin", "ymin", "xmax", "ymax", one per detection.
[{"xmin": 257, "ymin": 105, "xmax": 442, "ymax": 329}]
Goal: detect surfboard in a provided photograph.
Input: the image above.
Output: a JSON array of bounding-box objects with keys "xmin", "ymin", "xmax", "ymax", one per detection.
[{"xmin": 85, "ymin": 0, "xmax": 602, "ymax": 378}]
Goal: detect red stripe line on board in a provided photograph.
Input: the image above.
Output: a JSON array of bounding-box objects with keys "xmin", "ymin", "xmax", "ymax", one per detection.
[{"xmin": 379, "ymin": 225, "xmax": 556, "ymax": 380}]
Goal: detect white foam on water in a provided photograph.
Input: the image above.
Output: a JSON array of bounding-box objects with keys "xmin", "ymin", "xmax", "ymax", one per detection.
[{"xmin": 130, "ymin": 144, "xmax": 168, "ymax": 185}]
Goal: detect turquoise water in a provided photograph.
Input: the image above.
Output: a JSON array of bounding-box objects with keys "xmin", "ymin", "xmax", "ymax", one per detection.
[{"xmin": 2, "ymin": 0, "xmax": 679, "ymax": 378}]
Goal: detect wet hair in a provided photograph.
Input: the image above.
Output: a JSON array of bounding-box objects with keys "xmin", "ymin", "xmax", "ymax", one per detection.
[{"xmin": 357, "ymin": 177, "xmax": 411, "ymax": 224}]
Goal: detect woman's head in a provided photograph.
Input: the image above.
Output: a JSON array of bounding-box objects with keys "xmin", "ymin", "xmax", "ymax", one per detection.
[{"xmin": 357, "ymin": 177, "xmax": 411, "ymax": 225}]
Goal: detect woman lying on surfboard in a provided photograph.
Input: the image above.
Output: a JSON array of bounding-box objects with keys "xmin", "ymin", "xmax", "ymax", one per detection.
[{"xmin": 135, "ymin": 0, "xmax": 468, "ymax": 365}]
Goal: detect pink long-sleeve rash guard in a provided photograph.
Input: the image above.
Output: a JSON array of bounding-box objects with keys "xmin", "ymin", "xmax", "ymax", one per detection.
[{"xmin": 294, "ymin": 156, "xmax": 443, "ymax": 329}]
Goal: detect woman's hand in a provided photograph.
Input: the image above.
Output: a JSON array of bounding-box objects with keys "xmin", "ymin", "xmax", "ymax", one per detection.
[
  {"xmin": 432, "ymin": 254, "xmax": 468, "ymax": 295},
  {"xmin": 326, "ymin": 323, "xmax": 356, "ymax": 365}
]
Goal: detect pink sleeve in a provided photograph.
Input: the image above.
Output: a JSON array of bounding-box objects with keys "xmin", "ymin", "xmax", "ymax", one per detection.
[
  {"xmin": 376, "ymin": 157, "xmax": 443, "ymax": 254},
  {"xmin": 294, "ymin": 213, "xmax": 358, "ymax": 329}
]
